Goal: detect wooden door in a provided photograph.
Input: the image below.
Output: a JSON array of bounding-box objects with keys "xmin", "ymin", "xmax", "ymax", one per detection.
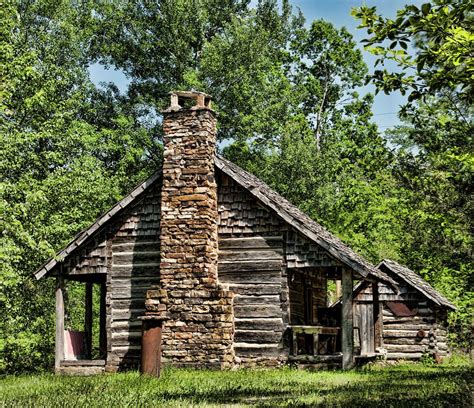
[{"xmin": 354, "ymin": 302, "xmax": 375, "ymax": 355}]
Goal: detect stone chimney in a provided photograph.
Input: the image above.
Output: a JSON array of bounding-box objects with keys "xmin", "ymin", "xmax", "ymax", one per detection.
[{"xmin": 155, "ymin": 91, "xmax": 234, "ymax": 368}]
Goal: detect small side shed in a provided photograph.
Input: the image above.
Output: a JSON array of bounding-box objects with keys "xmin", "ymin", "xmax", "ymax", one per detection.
[{"xmin": 353, "ymin": 259, "xmax": 456, "ymax": 360}]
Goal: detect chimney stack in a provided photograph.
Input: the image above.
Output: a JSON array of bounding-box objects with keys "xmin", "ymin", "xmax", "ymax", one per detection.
[{"xmin": 155, "ymin": 91, "xmax": 234, "ymax": 368}]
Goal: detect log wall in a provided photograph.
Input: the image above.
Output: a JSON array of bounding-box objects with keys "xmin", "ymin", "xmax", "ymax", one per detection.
[
  {"xmin": 105, "ymin": 183, "xmax": 161, "ymax": 372},
  {"xmin": 217, "ymin": 173, "xmax": 287, "ymax": 365},
  {"xmin": 355, "ymin": 282, "xmax": 450, "ymax": 360}
]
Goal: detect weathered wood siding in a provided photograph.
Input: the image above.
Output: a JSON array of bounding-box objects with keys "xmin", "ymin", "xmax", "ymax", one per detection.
[
  {"xmin": 63, "ymin": 233, "xmax": 108, "ymax": 275},
  {"xmin": 216, "ymin": 172, "xmax": 343, "ymax": 365},
  {"xmin": 355, "ymin": 282, "xmax": 450, "ymax": 359},
  {"xmin": 105, "ymin": 183, "xmax": 161, "ymax": 371},
  {"xmin": 217, "ymin": 172, "xmax": 287, "ymax": 365}
]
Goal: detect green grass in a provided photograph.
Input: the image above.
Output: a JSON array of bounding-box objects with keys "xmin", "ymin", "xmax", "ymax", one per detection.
[{"xmin": 1, "ymin": 360, "xmax": 473, "ymax": 407}]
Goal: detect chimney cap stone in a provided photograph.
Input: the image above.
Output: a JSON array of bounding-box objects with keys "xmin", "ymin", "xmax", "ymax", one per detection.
[{"xmin": 164, "ymin": 90, "xmax": 213, "ymax": 113}]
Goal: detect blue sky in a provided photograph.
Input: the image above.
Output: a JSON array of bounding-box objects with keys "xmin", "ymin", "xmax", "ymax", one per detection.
[{"xmin": 90, "ymin": 0, "xmax": 424, "ymax": 130}]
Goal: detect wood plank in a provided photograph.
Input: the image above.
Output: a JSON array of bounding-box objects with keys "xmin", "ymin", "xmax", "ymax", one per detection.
[
  {"xmin": 99, "ymin": 281, "xmax": 107, "ymax": 357},
  {"xmin": 234, "ymin": 304, "xmax": 282, "ymax": 318},
  {"xmin": 233, "ymin": 343, "xmax": 282, "ymax": 356},
  {"xmin": 218, "ymin": 250, "xmax": 282, "ymax": 262},
  {"xmin": 111, "ymin": 264, "xmax": 160, "ymax": 277},
  {"xmin": 218, "ymin": 236, "xmax": 283, "ymax": 250},
  {"xmin": 234, "ymin": 330, "xmax": 282, "ymax": 343},
  {"xmin": 234, "ymin": 318, "xmax": 283, "ymax": 331},
  {"xmin": 218, "ymin": 260, "xmax": 282, "ymax": 273},
  {"xmin": 219, "ymin": 271, "xmax": 281, "ymax": 285},
  {"xmin": 228, "ymin": 284, "xmax": 281, "ymax": 296},
  {"xmin": 385, "ymin": 345, "xmax": 427, "ymax": 352},
  {"xmin": 55, "ymin": 276, "xmax": 65, "ymax": 371},
  {"xmin": 341, "ymin": 268, "xmax": 353, "ymax": 369},
  {"xmin": 386, "ymin": 352, "xmax": 423, "ymax": 359},
  {"xmin": 234, "ymin": 295, "xmax": 280, "ymax": 304},
  {"xmin": 112, "ymin": 251, "xmax": 160, "ymax": 264}
]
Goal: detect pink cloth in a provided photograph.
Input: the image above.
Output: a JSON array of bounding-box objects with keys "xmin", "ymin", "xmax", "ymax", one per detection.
[{"xmin": 64, "ymin": 330, "xmax": 85, "ymax": 360}]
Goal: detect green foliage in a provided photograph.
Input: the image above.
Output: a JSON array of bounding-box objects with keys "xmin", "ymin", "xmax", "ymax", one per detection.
[
  {"xmin": 0, "ymin": 0, "xmax": 155, "ymax": 373},
  {"xmin": 352, "ymin": 0, "xmax": 473, "ymax": 103},
  {"xmin": 1, "ymin": 364, "xmax": 473, "ymax": 407},
  {"xmin": 353, "ymin": 0, "xmax": 473, "ymax": 349}
]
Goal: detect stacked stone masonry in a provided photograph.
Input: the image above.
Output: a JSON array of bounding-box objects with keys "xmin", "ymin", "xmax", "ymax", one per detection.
[{"xmin": 158, "ymin": 107, "xmax": 234, "ymax": 368}]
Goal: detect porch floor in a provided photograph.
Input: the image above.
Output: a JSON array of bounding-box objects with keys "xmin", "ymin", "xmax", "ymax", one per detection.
[{"xmin": 58, "ymin": 359, "xmax": 106, "ymax": 375}]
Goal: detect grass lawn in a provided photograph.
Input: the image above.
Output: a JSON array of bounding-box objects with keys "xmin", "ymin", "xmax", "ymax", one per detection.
[{"xmin": 1, "ymin": 360, "xmax": 473, "ymax": 407}]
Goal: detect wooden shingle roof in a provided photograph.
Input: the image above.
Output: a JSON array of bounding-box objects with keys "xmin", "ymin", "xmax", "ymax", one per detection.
[
  {"xmin": 34, "ymin": 155, "xmax": 396, "ymax": 287},
  {"xmin": 378, "ymin": 259, "xmax": 456, "ymax": 310}
]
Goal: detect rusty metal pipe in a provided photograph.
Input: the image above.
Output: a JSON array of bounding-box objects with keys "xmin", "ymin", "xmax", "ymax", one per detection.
[{"xmin": 141, "ymin": 320, "xmax": 163, "ymax": 377}]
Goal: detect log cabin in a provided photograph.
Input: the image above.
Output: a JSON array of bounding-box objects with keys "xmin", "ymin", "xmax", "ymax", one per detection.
[
  {"xmin": 350, "ymin": 259, "xmax": 455, "ymax": 361},
  {"xmin": 33, "ymin": 91, "xmax": 398, "ymax": 375}
]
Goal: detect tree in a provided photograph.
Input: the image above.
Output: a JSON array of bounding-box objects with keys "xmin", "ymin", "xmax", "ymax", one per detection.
[
  {"xmin": 354, "ymin": 0, "xmax": 473, "ymax": 349},
  {"xmin": 352, "ymin": 0, "xmax": 473, "ymax": 103},
  {"xmin": 0, "ymin": 0, "xmax": 152, "ymax": 372}
]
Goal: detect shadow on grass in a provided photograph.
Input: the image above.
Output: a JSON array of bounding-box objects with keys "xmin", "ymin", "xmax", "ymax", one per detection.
[
  {"xmin": 1, "ymin": 364, "xmax": 473, "ymax": 407},
  {"xmin": 152, "ymin": 366, "xmax": 473, "ymax": 407}
]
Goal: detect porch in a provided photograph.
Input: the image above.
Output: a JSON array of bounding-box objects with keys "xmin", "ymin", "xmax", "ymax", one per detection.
[
  {"xmin": 54, "ymin": 274, "xmax": 108, "ymax": 373},
  {"xmin": 287, "ymin": 266, "xmax": 383, "ymax": 368}
]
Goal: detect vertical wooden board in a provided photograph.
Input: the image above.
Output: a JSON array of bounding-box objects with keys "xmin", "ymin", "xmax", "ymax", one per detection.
[
  {"xmin": 341, "ymin": 268, "xmax": 353, "ymax": 369},
  {"xmin": 55, "ymin": 276, "xmax": 65, "ymax": 370}
]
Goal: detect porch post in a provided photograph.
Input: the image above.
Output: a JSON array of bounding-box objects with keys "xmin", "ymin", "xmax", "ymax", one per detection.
[
  {"xmin": 55, "ymin": 276, "xmax": 65, "ymax": 371},
  {"xmin": 341, "ymin": 267, "xmax": 354, "ymax": 369},
  {"xmin": 372, "ymin": 282, "xmax": 382, "ymax": 348},
  {"xmin": 84, "ymin": 282, "xmax": 93, "ymax": 359},
  {"xmin": 99, "ymin": 281, "xmax": 107, "ymax": 357}
]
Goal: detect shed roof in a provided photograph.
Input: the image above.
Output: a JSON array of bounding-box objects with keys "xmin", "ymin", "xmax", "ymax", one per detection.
[
  {"xmin": 34, "ymin": 155, "xmax": 395, "ymax": 287},
  {"xmin": 378, "ymin": 259, "xmax": 456, "ymax": 310}
]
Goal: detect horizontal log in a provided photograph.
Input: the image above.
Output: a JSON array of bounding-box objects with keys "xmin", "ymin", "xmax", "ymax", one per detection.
[
  {"xmin": 382, "ymin": 324, "xmax": 434, "ymax": 330},
  {"xmin": 219, "ymin": 250, "xmax": 282, "ymax": 262},
  {"xmin": 60, "ymin": 360, "xmax": 105, "ymax": 367},
  {"xmin": 385, "ymin": 344, "xmax": 428, "ymax": 352},
  {"xmin": 218, "ymin": 236, "xmax": 283, "ymax": 250},
  {"xmin": 234, "ymin": 295, "xmax": 280, "ymax": 305},
  {"xmin": 234, "ymin": 304, "xmax": 282, "ymax": 318},
  {"xmin": 383, "ymin": 316, "xmax": 434, "ymax": 324},
  {"xmin": 384, "ymin": 330, "xmax": 426, "ymax": 338},
  {"xmin": 112, "ymin": 251, "xmax": 160, "ymax": 264},
  {"xmin": 383, "ymin": 310, "xmax": 433, "ymax": 318},
  {"xmin": 112, "ymin": 241, "xmax": 160, "ymax": 252},
  {"xmin": 112, "ymin": 277, "xmax": 161, "ymax": 286},
  {"xmin": 228, "ymin": 284, "xmax": 281, "ymax": 296},
  {"xmin": 109, "ymin": 345, "xmax": 141, "ymax": 353},
  {"xmin": 219, "ymin": 271, "xmax": 281, "ymax": 285},
  {"xmin": 111, "ymin": 320, "xmax": 143, "ymax": 330},
  {"xmin": 386, "ymin": 352, "xmax": 422, "ymax": 359},
  {"xmin": 233, "ymin": 342, "xmax": 283, "ymax": 357},
  {"xmin": 383, "ymin": 338, "xmax": 430, "ymax": 345},
  {"xmin": 218, "ymin": 260, "xmax": 282, "ymax": 273},
  {"xmin": 111, "ymin": 308, "xmax": 145, "ymax": 320},
  {"xmin": 234, "ymin": 330, "xmax": 282, "ymax": 343},
  {"xmin": 110, "ymin": 290, "xmax": 148, "ymax": 300},
  {"xmin": 111, "ymin": 264, "xmax": 160, "ymax": 277},
  {"xmin": 234, "ymin": 318, "xmax": 283, "ymax": 331},
  {"xmin": 111, "ymin": 299, "xmax": 145, "ymax": 310}
]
